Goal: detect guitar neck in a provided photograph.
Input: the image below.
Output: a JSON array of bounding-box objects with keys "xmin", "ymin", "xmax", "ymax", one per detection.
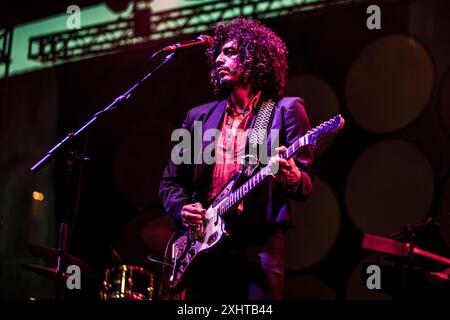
[{"xmin": 218, "ymin": 135, "xmax": 309, "ymax": 216}]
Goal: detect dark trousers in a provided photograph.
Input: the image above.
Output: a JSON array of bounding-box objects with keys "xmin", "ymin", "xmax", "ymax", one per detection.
[{"xmin": 184, "ymin": 229, "xmax": 285, "ymax": 301}]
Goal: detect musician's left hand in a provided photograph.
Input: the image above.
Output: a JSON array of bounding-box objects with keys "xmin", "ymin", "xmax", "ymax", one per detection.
[{"xmin": 268, "ymin": 146, "xmax": 301, "ymax": 189}]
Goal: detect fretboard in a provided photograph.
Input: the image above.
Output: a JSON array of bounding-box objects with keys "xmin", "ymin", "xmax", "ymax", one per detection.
[{"xmin": 218, "ymin": 134, "xmax": 309, "ymax": 216}]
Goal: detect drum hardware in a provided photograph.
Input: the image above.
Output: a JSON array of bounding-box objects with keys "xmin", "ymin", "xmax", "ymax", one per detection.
[
  {"xmin": 22, "ymin": 264, "xmax": 67, "ymax": 280},
  {"xmin": 25, "ymin": 242, "xmax": 96, "ymax": 279},
  {"xmin": 100, "ymin": 265, "xmax": 154, "ymax": 301}
]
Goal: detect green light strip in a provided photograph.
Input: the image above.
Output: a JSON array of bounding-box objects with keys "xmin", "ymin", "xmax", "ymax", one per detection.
[{"xmin": 1, "ymin": 0, "xmax": 325, "ymax": 78}]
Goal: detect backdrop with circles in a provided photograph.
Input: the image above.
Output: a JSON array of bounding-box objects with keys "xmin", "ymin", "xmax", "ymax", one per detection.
[
  {"xmin": 5, "ymin": 0, "xmax": 449, "ymax": 300},
  {"xmin": 105, "ymin": 1, "xmax": 450, "ymax": 299}
]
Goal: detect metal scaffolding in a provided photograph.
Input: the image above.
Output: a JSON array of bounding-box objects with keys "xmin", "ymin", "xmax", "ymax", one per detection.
[
  {"xmin": 27, "ymin": 0, "xmax": 362, "ymax": 63},
  {"xmin": 1, "ymin": 28, "xmax": 13, "ymax": 72}
]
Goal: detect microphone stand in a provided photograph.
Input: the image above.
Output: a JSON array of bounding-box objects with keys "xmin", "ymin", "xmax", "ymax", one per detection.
[
  {"xmin": 30, "ymin": 50, "xmax": 176, "ymax": 300},
  {"xmin": 403, "ymin": 223, "xmax": 416, "ymax": 300}
]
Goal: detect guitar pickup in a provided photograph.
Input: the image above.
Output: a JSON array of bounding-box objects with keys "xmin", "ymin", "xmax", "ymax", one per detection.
[{"xmin": 207, "ymin": 232, "xmax": 218, "ymax": 245}]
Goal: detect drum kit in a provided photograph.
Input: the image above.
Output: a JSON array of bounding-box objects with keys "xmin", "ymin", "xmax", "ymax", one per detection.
[
  {"xmin": 24, "ymin": 243, "xmax": 157, "ymax": 301},
  {"xmin": 100, "ymin": 264, "xmax": 154, "ymax": 301},
  {"xmin": 21, "ymin": 206, "xmax": 182, "ymax": 301}
]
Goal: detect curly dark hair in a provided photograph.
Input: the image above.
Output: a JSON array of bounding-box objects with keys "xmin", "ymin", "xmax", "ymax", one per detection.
[{"xmin": 206, "ymin": 17, "xmax": 288, "ymax": 100}]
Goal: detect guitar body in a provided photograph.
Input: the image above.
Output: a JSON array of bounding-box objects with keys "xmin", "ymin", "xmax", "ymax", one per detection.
[{"xmin": 163, "ymin": 172, "xmax": 244, "ymax": 292}]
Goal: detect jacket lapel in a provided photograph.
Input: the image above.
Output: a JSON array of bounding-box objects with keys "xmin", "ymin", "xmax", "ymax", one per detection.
[
  {"xmin": 193, "ymin": 99, "xmax": 227, "ymax": 203},
  {"xmin": 201, "ymin": 99, "xmax": 227, "ymax": 152}
]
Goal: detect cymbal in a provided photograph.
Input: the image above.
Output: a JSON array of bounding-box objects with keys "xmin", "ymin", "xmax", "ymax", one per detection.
[
  {"xmin": 26, "ymin": 243, "xmax": 96, "ymax": 278},
  {"xmin": 22, "ymin": 264, "xmax": 67, "ymax": 280},
  {"xmin": 141, "ymin": 214, "xmax": 176, "ymax": 253}
]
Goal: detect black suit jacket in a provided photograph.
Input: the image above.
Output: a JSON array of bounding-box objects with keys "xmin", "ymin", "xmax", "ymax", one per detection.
[{"xmin": 159, "ymin": 97, "xmax": 313, "ymax": 233}]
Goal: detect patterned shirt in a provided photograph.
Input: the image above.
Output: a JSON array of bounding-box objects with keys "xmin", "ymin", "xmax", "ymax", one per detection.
[{"xmin": 208, "ymin": 92, "xmax": 262, "ymax": 204}]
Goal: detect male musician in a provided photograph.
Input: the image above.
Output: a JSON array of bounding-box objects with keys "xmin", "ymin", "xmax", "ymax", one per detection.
[{"xmin": 159, "ymin": 17, "xmax": 313, "ymax": 300}]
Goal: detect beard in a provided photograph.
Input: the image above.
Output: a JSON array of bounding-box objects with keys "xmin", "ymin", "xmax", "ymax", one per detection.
[{"xmin": 210, "ymin": 66, "xmax": 245, "ymax": 99}]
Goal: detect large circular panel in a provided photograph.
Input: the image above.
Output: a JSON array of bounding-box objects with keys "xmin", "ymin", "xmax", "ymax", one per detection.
[
  {"xmin": 285, "ymin": 74, "xmax": 341, "ymax": 157},
  {"xmin": 345, "ymin": 139, "xmax": 434, "ymax": 235},
  {"xmin": 346, "ymin": 35, "xmax": 434, "ymax": 133},
  {"xmin": 285, "ymin": 178, "xmax": 341, "ymax": 271}
]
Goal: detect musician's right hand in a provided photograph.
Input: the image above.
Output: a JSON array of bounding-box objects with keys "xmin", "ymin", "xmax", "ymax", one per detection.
[{"xmin": 181, "ymin": 202, "xmax": 206, "ymax": 229}]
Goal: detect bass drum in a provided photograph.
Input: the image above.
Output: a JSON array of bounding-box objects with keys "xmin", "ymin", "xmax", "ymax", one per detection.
[{"xmin": 101, "ymin": 265, "xmax": 154, "ymax": 300}]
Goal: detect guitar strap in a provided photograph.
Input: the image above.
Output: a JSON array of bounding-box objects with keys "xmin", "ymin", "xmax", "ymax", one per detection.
[{"xmin": 243, "ymin": 97, "xmax": 277, "ymax": 176}]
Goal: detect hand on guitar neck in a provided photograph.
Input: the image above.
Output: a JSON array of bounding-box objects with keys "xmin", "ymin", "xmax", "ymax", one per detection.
[
  {"xmin": 181, "ymin": 202, "xmax": 206, "ymax": 229},
  {"xmin": 268, "ymin": 146, "xmax": 302, "ymax": 189}
]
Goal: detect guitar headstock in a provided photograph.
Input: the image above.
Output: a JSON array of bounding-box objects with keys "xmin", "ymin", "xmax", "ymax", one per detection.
[{"xmin": 306, "ymin": 114, "xmax": 345, "ymax": 149}]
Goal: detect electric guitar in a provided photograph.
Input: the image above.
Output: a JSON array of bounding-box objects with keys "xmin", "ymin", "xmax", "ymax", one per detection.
[{"xmin": 164, "ymin": 114, "xmax": 345, "ymax": 292}]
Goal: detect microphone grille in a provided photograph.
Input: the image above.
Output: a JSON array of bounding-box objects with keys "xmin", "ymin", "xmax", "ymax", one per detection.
[{"xmin": 198, "ymin": 35, "xmax": 213, "ymax": 47}]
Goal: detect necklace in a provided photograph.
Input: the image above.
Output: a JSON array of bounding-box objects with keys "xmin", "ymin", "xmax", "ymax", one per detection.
[{"xmin": 229, "ymin": 107, "xmax": 249, "ymax": 116}]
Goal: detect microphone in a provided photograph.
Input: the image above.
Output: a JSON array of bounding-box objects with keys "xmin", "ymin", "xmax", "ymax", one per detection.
[{"xmin": 162, "ymin": 35, "xmax": 212, "ymax": 52}]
